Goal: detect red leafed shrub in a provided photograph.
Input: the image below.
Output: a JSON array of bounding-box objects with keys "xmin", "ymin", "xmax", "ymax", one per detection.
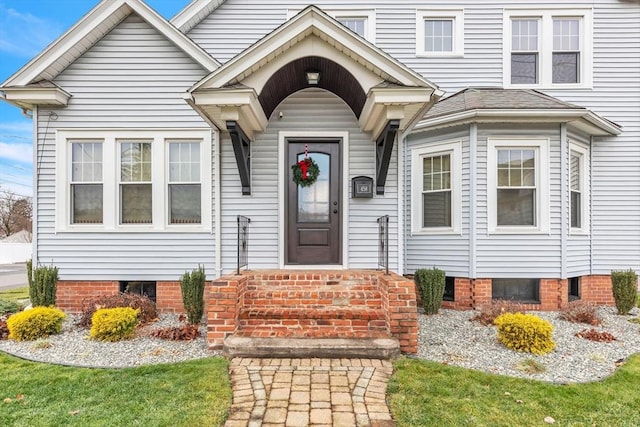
[
  {"xmin": 558, "ymin": 301, "xmax": 602, "ymax": 326},
  {"xmin": 575, "ymin": 328, "xmax": 617, "ymax": 343},
  {"xmin": 150, "ymin": 324, "xmax": 201, "ymax": 341},
  {"xmin": 77, "ymin": 293, "xmax": 157, "ymax": 328},
  {"xmin": 471, "ymin": 299, "xmax": 522, "ymax": 325},
  {"xmin": 0, "ymin": 316, "xmax": 9, "ymax": 340}
]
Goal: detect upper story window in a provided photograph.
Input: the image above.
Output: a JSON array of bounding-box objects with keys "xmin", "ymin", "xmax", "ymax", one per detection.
[
  {"xmin": 56, "ymin": 130, "xmax": 212, "ymax": 232},
  {"xmin": 417, "ymin": 10, "xmax": 464, "ymax": 57},
  {"xmin": 288, "ymin": 9, "xmax": 376, "ymax": 43},
  {"xmin": 504, "ymin": 9, "xmax": 592, "ymax": 88},
  {"xmin": 70, "ymin": 142, "xmax": 103, "ymax": 224},
  {"xmin": 569, "ymin": 142, "xmax": 589, "ymax": 234},
  {"xmin": 488, "ymin": 138, "xmax": 549, "ymax": 234},
  {"xmin": 411, "ymin": 140, "xmax": 461, "ymax": 234}
]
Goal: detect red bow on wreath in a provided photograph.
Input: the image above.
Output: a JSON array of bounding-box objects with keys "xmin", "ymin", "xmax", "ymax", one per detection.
[{"xmin": 298, "ymin": 158, "xmax": 311, "ymax": 180}]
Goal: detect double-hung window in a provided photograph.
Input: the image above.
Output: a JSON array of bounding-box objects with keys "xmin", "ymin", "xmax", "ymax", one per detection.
[
  {"xmin": 168, "ymin": 142, "xmax": 201, "ymax": 224},
  {"xmin": 411, "ymin": 140, "xmax": 461, "ymax": 234},
  {"xmin": 569, "ymin": 142, "xmax": 588, "ymax": 233},
  {"xmin": 70, "ymin": 142, "xmax": 103, "ymax": 224},
  {"xmin": 417, "ymin": 10, "xmax": 464, "ymax": 57},
  {"xmin": 504, "ymin": 9, "xmax": 592, "ymax": 88},
  {"xmin": 488, "ymin": 138, "xmax": 549, "ymax": 234},
  {"xmin": 57, "ymin": 130, "xmax": 211, "ymax": 232},
  {"xmin": 119, "ymin": 141, "xmax": 152, "ymax": 225}
]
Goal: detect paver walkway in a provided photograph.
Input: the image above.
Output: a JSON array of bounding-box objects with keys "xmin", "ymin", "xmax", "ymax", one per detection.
[{"xmin": 224, "ymin": 358, "xmax": 395, "ymax": 427}]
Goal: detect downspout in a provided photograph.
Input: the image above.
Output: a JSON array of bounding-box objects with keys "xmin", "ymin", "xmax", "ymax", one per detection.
[
  {"xmin": 560, "ymin": 124, "xmax": 568, "ymax": 280},
  {"xmin": 214, "ymin": 129, "xmax": 222, "ymax": 278},
  {"xmin": 469, "ymin": 123, "xmax": 477, "ymax": 279},
  {"xmin": 397, "ymin": 129, "xmax": 406, "ymax": 275},
  {"xmin": 32, "ymin": 105, "xmax": 38, "ymax": 264}
]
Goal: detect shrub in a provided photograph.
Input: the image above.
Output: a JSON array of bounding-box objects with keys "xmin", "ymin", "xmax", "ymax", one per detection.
[
  {"xmin": 558, "ymin": 301, "xmax": 601, "ymax": 325},
  {"xmin": 29, "ymin": 264, "xmax": 59, "ymax": 307},
  {"xmin": 471, "ymin": 299, "xmax": 522, "ymax": 325},
  {"xmin": 7, "ymin": 307, "xmax": 66, "ymax": 341},
  {"xmin": 150, "ymin": 324, "xmax": 201, "ymax": 341},
  {"xmin": 77, "ymin": 293, "xmax": 157, "ymax": 328},
  {"xmin": 90, "ymin": 307, "xmax": 139, "ymax": 342},
  {"xmin": 0, "ymin": 299, "xmax": 21, "ymax": 315},
  {"xmin": 414, "ymin": 267, "xmax": 446, "ymax": 315},
  {"xmin": 494, "ymin": 312, "xmax": 555, "ymax": 355},
  {"xmin": 611, "ymin": 269, "xmax": 638, "ymax": 315},
  {"xmin": 0, "ymin": 316, "xmax": 9, "ymax": 340},
  {"xmin": 575, "ymin": 328, "xmax": 617, "ymax": 343},
  {"xmin": 180, "ymin": 266, "xmax": 206, "ymax": 324}
]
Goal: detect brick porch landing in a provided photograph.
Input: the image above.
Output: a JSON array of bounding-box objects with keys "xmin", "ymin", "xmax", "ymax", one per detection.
[{"xmin": 207, "ymin": 270, "xmax": 418, "ymax": 357}]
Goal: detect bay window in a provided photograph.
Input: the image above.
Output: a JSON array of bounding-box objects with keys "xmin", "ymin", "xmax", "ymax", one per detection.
[
  {"xmin": 411, "ymin": 140, "xmax": 461, "ymax": 234},
  {"xmin": 488, "ymin": 138, "xmax": 549, "ymax": 234}
]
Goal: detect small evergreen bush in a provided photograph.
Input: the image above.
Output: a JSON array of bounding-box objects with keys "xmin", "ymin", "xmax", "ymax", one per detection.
[
  {"xmin": 494, "ymin": 312, "xmax": 555, "ymax": 355},
  {"xmin": 7, "ymin": 307, "xmax": 66, "ymax": 341},
  {"xmin": 611, "ymin": 269, "xmax": 638, "ymax": 315},
  {"xmin": 414, "ymin": 267, "xmax": 446, "ymax": 315},
  {"xmin": 29, "ymin": 264, "xmax": 59, "ymax": 307},
  {"xmin": 0, "ymin": 299, "xmax": 21, "ymax": 315},
  {"xmin": 180, "ymin": 265, "xmax": 206, "ymax": 324},
  {"xmin": 90, "ymin": 307, "xmax": 139, "ymax": 342},
  {"xmin": 77, "ymin": 293, "xmax": 157, "ymax": 327}
]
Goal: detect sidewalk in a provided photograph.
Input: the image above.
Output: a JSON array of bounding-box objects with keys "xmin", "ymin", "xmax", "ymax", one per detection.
[{"xmin": 225, "ymin": 358, "xmax": 395, "ymax": 427}]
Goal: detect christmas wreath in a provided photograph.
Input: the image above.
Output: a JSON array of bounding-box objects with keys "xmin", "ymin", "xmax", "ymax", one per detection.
[{"xmin": 291, "ymin": 157, "xmax": 320, "ymax": 187}]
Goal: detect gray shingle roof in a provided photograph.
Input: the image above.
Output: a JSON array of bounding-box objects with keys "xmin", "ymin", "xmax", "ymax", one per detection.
[{"xmin": 425, "ymin": 88, "xmax": 586, "ymax": 119}]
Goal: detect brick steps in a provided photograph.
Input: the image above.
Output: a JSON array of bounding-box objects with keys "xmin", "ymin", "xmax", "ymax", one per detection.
[{"xmin": 239, "ymin": 307, "xmax": 386, "ymax": 320}]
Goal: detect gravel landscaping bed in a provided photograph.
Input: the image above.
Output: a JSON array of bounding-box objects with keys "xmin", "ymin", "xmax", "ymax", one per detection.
[
  {"xmin": 1, "ymin": 306, "xmax": 638, "ymax": 383},
  {"xmin": 416, "ymin": 306, "xmax": 640, "ymax": 383},
  {"xmin": 0, "ymin": 314, "xmax": 218, "ymax": 368}
]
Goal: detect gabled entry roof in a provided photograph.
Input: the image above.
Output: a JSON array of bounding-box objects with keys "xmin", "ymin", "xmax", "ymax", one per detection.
[
  {"xmin": 186, "ymin": 5, "xmax": 443, "ymax": 140},
  {"xmin": 1, "ymin": 0, "xmax": 219, "ymax": 110},
  {"xmin": 416, "ymin": 88, "xmax": 621, "ymax": 136}
]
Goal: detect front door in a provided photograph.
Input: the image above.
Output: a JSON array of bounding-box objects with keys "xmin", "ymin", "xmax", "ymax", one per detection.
[{"xmin": 286, "ymin": 140, "xmax": 341, "ymax": 264}]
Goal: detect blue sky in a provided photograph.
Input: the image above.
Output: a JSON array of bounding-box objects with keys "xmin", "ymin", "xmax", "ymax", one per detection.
[{"xmin": 0, "ymin": 0, "xmax": 191, "ymax": 198}]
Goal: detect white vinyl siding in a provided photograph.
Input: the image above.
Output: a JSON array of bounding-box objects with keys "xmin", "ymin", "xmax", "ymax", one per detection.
[{"xmin": 39, "ymin": 14, "xmax": 215, "ymax": 280}]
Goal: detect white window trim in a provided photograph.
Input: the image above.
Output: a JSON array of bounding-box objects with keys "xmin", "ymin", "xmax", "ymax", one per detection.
[
  {"xmin": 56, "ymin": 129, "xmax": 212, "ymax": 233},
  {"xmin": 117, "ymin": 140, "xmax": 155, "ymax": 229},
  {"xmin": 287, "ymin": 9, "xmax": 376, "ymax": 43},
  {"xmin": 411, "ymin": 140, "xmax": 462, "ymax": 235},
  {"xmin": 569, "ymin": 141, "xmax": 589, "ymax": 235},
  {"xmin": 166, "ymin": 140, "xmax": 206, "ymax": 228},
  {"xmin": 503, "ymin": 8, "xmax": 593, "ymax": 89},
  {"xmin": 487, "ymin": 138, "xmax": 550, "ymax": 235},
  {"xmin": 416, "ymin": 9, "xmax": 464, "ymax": 58}
]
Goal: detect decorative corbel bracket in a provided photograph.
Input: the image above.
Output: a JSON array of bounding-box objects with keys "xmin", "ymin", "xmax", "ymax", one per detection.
[
  {"xmin": 227, "ymin": 120, "xmax": 251, "ymax": 195},
  {"xmin": 375, "ymin": 119, "xmax": 400, "ymax": 195}
]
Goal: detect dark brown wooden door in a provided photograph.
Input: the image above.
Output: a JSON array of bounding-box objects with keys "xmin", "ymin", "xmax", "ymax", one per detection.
[{"xmin": 287, "ymin": 141, "xmax": 341, "ymax": 264}]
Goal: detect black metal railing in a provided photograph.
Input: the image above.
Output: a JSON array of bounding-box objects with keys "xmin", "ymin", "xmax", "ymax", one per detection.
[
  {"xmin": 237, "ymin": 215, "xmax": 251, "ymax": 275},
  {"xmin": 377, "ymin": 215, "xmax": 389, "ymax": 275}
]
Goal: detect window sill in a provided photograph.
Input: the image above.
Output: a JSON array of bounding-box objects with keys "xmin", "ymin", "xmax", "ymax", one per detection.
[
  {"xmin": 57, "ymin": 225, "xmax": 211, "ymax": 233},
  {"xmin": 489, "ymin": 226, "xmax": 549, "ymax": 235},
  {"xmin": 569, "ymin": 229, "xmax": 590, "ymax": 236},
  {"xmin": 504, "ymin": 83, "xmax": 592, "ymax": 90},
  {"xmin": 416, "ymin": 52, "xmax": 464, "ymax": 58},
  {"xmin": 412, "ymin": 228, "xmax": 461, "ymax": 236}
]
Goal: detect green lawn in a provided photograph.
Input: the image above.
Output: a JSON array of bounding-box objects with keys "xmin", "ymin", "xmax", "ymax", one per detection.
[
  {"xmin": 0, "ymin": 353, "xmax": 231, "ymax": 427},
  {"xmin": 389, "ymin": 354, "xmax": 640, "ymax": 427},
  {"xmin": 0, "ymin": 287, "xmax": 29, "ymax": 301}
]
